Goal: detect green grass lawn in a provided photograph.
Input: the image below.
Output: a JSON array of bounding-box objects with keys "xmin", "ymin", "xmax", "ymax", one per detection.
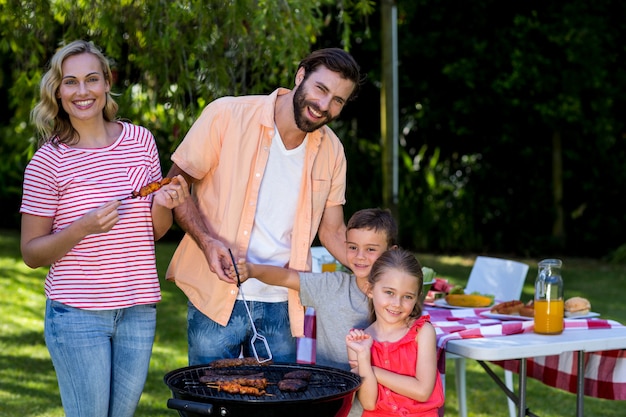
[{"xmin": 1, "ymin": 229, "xmax": 626, "ymax": 416}]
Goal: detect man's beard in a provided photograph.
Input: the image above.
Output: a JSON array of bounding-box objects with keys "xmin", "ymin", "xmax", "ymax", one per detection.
[{"xmin": 292, "ymin": 83, "xmax": 336, "ymax": 132}]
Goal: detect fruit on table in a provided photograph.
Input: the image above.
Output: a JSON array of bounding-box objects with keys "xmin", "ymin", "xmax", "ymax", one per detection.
[{"xmin": 445, "ymin": 293, "xmax": 495, "ymax": 307}]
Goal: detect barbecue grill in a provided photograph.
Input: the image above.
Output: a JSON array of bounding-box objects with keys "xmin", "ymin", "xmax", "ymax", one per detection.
[{"xmin": 164, "ymin": 363, "xmax": 361, "ymax": 417}]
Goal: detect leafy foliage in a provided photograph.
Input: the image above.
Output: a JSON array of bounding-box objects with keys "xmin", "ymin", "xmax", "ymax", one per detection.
[
  {"xmin": 336, "ymin": 1, "xmax": 626, "ymax": 257},
  {"xmin": 2, "ymin": 1, "xmax": 626, "ymax": 257},
  {"xmin": 0, "ymin": 0, "xmax": 371, "ymax": 226}
]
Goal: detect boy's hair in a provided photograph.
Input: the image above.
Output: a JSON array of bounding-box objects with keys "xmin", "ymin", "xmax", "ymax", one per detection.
[
  {"xmin": 347, "ymin": 208, "xmax": 398, "ymax": 248},
  {"xmin": 367, "ymin": 248, "xmax": 424, "ymax": 321}
]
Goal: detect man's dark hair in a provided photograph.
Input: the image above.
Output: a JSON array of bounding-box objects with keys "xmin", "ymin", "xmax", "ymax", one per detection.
[{"xmin": 298, "ymin": 48, "xmax": 362, "ymax": 101}]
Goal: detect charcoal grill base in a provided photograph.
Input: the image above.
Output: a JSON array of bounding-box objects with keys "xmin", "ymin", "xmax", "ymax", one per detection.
[
  {"xmin": 168, "ymin": 393, "xmax": 353, "ymax": 417},
  {"xmin": 164, "ymin": 363, "xmax": 360, "ymax": 417}
]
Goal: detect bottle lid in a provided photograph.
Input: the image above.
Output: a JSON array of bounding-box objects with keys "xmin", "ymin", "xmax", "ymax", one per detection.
[{"xmin": 539, "ymin": 258, "xmax": 562, "ymax": 268}]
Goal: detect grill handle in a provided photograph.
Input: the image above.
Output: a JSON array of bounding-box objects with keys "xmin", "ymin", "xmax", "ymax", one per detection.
[{"xmin": 167, "ymin": 398, "xmax": 215, "ymax": 415}]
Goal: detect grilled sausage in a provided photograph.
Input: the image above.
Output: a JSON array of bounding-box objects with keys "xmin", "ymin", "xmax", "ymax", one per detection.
[
  {"xmin": 216, "ymin": 382, "xmax": 266, "ymax": 396},
  {"xmin": 132, "ymin": 177, "xmax": 172, "ymax": 198},
  {"xmin": 199, "ymin": 373, "xmax": 267, "ymax": 388},
  {"xmin": 490, "ymin": 300, "xmax": 524, "ymax": 315}
]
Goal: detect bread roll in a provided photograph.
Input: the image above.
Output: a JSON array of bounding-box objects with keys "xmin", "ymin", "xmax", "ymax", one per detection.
[{"xmin": 564, "ymin": 297, "xmax": 591, "ymax": 316}]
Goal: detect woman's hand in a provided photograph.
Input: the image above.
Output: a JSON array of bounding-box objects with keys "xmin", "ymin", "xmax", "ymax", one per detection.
[
  {"xmin": 21, "ymin": 199, "xmax": 122, "ymax": 268},
  {"xmin": 76, "ymin": 199, "xmax": 121, "ymax": 235}
]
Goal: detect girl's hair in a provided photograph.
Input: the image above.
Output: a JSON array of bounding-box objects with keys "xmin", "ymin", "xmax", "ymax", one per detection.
[
  {"xmin": 367, "ymin": 248, "xmax": 424, "ymax": 322},
  {"xmin": 31, "ymin": 40, "xmax": 118, "ymax": 147}
]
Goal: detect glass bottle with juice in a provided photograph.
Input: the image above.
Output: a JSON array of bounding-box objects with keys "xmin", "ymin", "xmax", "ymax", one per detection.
[{"xmin": 534, "ymin": 259, "xmax": 564, "ymax": 335}]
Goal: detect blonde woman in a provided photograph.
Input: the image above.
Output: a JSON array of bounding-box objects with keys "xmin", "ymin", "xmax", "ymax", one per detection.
[{"xmin": 20, "ymin": 40, "xmax": 188, "ymax": 417}]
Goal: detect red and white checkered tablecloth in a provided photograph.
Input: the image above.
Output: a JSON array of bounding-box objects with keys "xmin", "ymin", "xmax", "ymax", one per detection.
[
  {"xmin": 427, "ymin": 306, "xmax": 626, "ymax": 401},
  {"xmin": 295, "ymin": 304, "xmax": 626, "ymax": 400},
  {"xmin": 296, "ymin": 307, "xmax": 317, "ymax": 364}
]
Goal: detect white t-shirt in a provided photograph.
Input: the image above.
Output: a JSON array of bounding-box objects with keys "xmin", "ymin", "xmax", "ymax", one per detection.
[{"xmin": 243, "ymin": 128, "xmax": 306, "ymax": 301}]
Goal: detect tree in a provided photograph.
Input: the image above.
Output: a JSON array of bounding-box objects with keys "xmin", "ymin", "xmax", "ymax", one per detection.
[
  {"xmin": 332, "ymin": 0, "xmax": 626, "ymax": 256},
  {"xmin": 0, "ymin": 0, "xmax": 374, "ymax": 228}
]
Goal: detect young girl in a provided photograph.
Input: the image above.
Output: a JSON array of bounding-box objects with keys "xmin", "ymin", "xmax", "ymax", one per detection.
[{"xmin": 346, "ymin": 249, "xmax": 444, "ymax": 417}]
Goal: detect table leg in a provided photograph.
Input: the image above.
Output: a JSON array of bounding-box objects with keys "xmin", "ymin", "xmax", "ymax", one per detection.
[
  {"xmin": 476, "ymin": 360, "xmax": 538, "ymax": 417},
  {"xmin": 576, "ymin": 350, "xmax": 584, "ymax": 417},
  {"xmin": 518, "ymin": 358, "xmax": 527, "ymax": 417}
]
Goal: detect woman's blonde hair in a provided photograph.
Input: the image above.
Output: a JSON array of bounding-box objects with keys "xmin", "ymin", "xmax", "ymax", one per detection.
[{"xmin": 31, "ymin": 40, "xmax": 118, "ymax": 147}]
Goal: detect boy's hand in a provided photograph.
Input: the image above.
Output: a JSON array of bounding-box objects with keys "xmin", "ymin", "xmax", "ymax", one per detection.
[{"xmin": 227, "ymin": 258, "xmax": 250, "ymax": 283}]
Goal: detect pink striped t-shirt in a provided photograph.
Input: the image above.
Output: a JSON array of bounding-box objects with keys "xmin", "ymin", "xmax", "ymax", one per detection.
[{"xmin": 20, "ymin": 122, "xmax": 163, "ymax": 310}]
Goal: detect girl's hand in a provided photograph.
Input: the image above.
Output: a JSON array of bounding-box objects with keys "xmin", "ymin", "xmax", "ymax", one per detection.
[{"xmin": 346, "ymin": 328, "xmax": 373, "ymax": 354}]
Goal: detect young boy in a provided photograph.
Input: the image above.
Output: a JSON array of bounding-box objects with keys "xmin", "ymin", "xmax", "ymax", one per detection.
[{"xmin": 232, "ymin": 207, "xmax": 398, "ymax": 370}]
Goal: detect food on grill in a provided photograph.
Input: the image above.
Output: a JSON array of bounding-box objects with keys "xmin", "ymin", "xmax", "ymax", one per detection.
[
  {"xmin": 199, "ymin": 365, "xmax": 279, "ymax": 396},
  {"xmin": 445, "ymin": 293, "xmax": 494, "ymax": 307},
  {"xmin": 278, "ymin": 378, "xmax": 309, "ymax": 392},
  {"xmin": 215, "ymin": 381, "xmax": 267, "ymax": 396},
  {"xmin": 283, "ymin": 370, "xmax": 312, "ymax": 381},
  {"xmin": 519, "ymin": 300, "xmax": 535, "ymax": 317},
  {"xmin": 276, "ymin": 370, "xmax": 312, "ymax": 392},
  {"xmin": 200, "ymin": 368, "xmax": 269, "ymax": 394},
  {"xmin": 564, "ymin": 297, "xmax": 591, "ymax": 316},
  {"xmin": 164, "ymin": 363, "xmax": 363, "ymax": 415},
  {"xmin": 208, "ymin": 357, "xmax": 273, "ymax": 368},
  {"xmin": 206, "ymin": 377, "xmax": 268, "ymax": 390},
  {"xmin": 199, "ymin": 373, "xmax": 268, "ymax": 389},
  {"xmin": 132, "ymin": 177, "xmax": 172, "ymax": 198},
  {"xmin": 490, "ymin": 300, "xmax": 524, "ymax": 315},
  {"xmin": 202, "ymin": 369, "xmax": 265, "ymax": 377}
]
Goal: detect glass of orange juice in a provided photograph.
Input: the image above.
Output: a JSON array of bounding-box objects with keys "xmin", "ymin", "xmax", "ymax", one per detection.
[{"xmin": 533, "ymin": 299, "xmax": 564, "ymax": 334}]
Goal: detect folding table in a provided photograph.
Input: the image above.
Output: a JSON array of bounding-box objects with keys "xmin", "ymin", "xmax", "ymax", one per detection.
[{"xmin": 445, "ymin": 328, "xmax": 626, "ymax": 417}]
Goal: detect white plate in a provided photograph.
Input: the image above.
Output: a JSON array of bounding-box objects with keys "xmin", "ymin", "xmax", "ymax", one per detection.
[
  {"xmin": 480, "ymin": 312, "xmax": 533, "ymax": 321},
  {"xmin": 480, "ymin": 311, "xmax": 600, "ymax": 320},
  {"xmin": 565, "ymin": 311, "xmax": 600, "ymax": 319},
  {"xmin": 433, "ymin": 298, "xmax": 494, "ymax": 309}
]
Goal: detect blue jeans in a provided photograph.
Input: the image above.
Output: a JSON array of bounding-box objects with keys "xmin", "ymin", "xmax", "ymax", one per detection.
[
  {"xmin": 44, "ymin": 299, "xmax": 156, "ymax": 417},
  {"xmin": 187, "ymin": 300, "xmax": 296, "ymax": 365}
]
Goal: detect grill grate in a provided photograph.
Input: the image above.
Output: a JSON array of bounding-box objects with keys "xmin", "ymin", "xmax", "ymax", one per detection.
[{"xmin": 166, "ymin": 363, "xmax": 360, "ymax": 403}]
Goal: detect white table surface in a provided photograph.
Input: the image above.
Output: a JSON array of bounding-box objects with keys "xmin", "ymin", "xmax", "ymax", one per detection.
[
  {"xmin": 445, "ymin": 327, "xmax": 626, "ymax": 417},
  {"xmin": 445, "ymin": 327, "xmax": 626, "ymax": 360}
]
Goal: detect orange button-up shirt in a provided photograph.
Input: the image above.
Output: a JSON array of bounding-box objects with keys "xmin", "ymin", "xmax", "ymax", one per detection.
[{"xmin": 166, "ymin": 88, "xmax": 347, "ymax": 336}]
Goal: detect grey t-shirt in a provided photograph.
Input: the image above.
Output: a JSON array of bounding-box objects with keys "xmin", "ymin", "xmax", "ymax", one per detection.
[{"xmin": 299, "ymin": 271, "xmax": 371, "ymax": 371}]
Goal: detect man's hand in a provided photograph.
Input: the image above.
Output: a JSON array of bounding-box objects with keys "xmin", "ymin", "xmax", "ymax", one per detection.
[
  {"xmin": 152, "ymin": 175, "xmax": 190, "ymax": 208},
  {"xmin": 203, "ymin": 239, "xmax": 237, "ymax": 284}
]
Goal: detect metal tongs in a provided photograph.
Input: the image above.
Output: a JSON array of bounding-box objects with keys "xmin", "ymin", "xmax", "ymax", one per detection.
[{"xmin": 228, "ymin": 249, "xmax": 273, "ymax": 363}]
